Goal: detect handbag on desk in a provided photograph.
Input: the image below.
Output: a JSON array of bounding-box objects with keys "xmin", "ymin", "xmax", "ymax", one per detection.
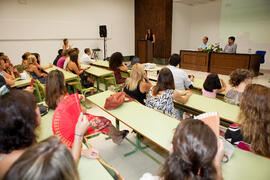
[{"xmin": 104, "ymin": 92, "xmax": 133, "ymax": 110}]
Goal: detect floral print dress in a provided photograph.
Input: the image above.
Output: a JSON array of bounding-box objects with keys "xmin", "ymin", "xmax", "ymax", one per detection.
[{"xmin": 145, "ymin": 88, "xmax": 180, "ymax": 119}]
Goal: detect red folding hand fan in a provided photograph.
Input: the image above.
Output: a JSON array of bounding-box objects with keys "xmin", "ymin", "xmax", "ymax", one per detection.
[
  {"xmin": 52, "ymin": 93, "xmax": 82, "ymax": 148},
  {"xmin": 52, "ymin": 93, "xmax": 111, "ymax": 148}
]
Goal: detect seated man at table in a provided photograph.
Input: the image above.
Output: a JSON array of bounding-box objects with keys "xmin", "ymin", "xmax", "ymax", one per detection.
[
  {"xmin": 224, "ymin": 36, "xmax": 237, "ymax": 53},
  {"xmin": 198, "ymin": 36, "xmax": 210, "ymax": 51},
  {"xmin": 80, "ymin": 48, "xmax": 96, "ymax": 65},
  {"xmin": 167, "ymin": 54, "xmax": 194, "ymax": 90}
]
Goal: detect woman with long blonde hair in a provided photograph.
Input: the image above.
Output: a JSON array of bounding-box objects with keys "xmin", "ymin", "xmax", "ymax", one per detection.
[
  {"xmin": 124, "ymin": 63, "xmax": 152, "ymax": 104},
  {"xmin": 26, "ymin": 55, "xmax": 47, "ymax": 84},
  {"xmin": 225, "ymin": 84, "xmax": 270, "ymax": 157}
]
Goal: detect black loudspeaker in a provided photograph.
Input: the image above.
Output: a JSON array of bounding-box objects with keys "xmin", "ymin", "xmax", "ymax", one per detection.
[{"xmin": 99, "ymin": 25, "xmax": 107, "ymax": 38}]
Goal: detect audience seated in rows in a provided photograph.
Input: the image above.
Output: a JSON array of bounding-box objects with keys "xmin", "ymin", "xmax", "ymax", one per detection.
[
  {"xmin": 66, "ymin": 51, "xmax": 94, "ymax": 88},
  {"xmin": 0, "ymin": 89, "xmax": 100, "ymax": 179},
  {"xmin": 45, "ymin": 70, "xmax": 128, "ymax": 144}
]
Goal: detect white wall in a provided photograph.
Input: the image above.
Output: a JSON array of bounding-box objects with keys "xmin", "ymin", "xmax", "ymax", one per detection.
[
  {"xmin": 188, "ymin": 1, "xmax": 222, "ymax": 49},
  {"xmin": 0, "ymin": 0, "xmax": 134, "ymax": 65},
  {"xmin": 171, "ymin": 3, "xmax": 192, "ymax": 53},
  {"xmin": 172, "ymin": 0, "xmax": 270, "ymax": 70}
]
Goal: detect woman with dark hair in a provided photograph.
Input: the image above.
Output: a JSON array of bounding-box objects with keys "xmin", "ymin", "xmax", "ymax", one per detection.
[
  {"xmin": 145, "ymin": 68, "xmax": 192, "ymax": 119},
  {"xmin": 4, "ymin": 136, "xmax": 80, "ymax": 180},
  {"xmin": 66, "ymin": 51, "xmax": 94, "ymax": 88},
  {"xmin": 141, "ymin": 119, "xmax": 224, "ymax": 180},
  {"xmin": 0, "ymin": 90, "xmax": 39, "ymax": 179},
  {"xmin": 0, "ymin": 55, "xmax": 20, "ymax": 79},
  {"xmin": 202, "ymin": 73, "xmax": 226, "ymax": 98},
  {"xmin": 62, "ymin": 38, "xmax": 71, "ymax": 50},
  {"xmin": 160, "ymin": 119, "xmax": 224, "ymax": 180},
  {"xmin": 145, "ymin": 29, "xmax": 156, "ymax": 44},
  {"xmin": 0, "ymin": 89, "xmax": 103, "ymax": 179},
  {"xmin": 225, "ymin": 69, "xmax": 252, "ymax": 105},
  {"xmin": 45, "ymin": 70, "xmax": 69, "ymax": 109},
  {"xmin": 53, "ymin": 49, "xmax": 63, "ymax": 65},
  {"xmin": 225, "ymin": 84, "xmax": 270, "ymax": 157},
  {"xmin": 145, "ymin": 29, "xmax": 156, "ymax": 56},
  {"xmin": 109, "ymin": 52, "xmax": 128, "ymax": 84},
  {"xmin": 21, "ymin": 52, "xmax": 31, "ymax": 67},
  {"xmin": 45, "ymin": 70, "xmax": 129, "ymax": 144},
  {"xmin": 57, "ymin": 49, "xmax": 72, "ymax": 69}
]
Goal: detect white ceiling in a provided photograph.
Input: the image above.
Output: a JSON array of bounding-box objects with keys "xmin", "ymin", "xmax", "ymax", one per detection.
[{"xmin": 173, "ymin": 0, "xmax": 218, "ymax": 6}]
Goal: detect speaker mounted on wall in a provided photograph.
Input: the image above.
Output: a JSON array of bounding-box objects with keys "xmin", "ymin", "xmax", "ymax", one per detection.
[{"xmin": 99, "ymin": 25, "xmax": 107, "ymax": 38}]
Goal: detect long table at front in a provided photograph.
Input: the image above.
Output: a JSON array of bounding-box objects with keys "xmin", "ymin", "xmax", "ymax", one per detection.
[
  {"xmin": 87, "ymin": 91, "xmax": 270, "ymax": 180},
  {"xmin": 38, "ymin": 108, "xmax": 113, "ymax": 180},
  {"xmin": 180, "ymin": 50, "xmax": 261, "ymax": 76}
]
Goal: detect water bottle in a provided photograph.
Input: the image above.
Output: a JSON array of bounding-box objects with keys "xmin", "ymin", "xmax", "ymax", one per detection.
[{"xmin": 248, "ymin": 48, "xmax": 252, "ymax": 54}]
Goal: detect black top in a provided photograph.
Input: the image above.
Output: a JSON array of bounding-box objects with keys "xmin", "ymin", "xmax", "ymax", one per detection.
[
  {"xmin": 124, "ymin": 82, "xmax": 146, "ymax": 105},
  {"xmin": 66, "ymin": 62, "xmax": 77, "ymax": 75},
  {"xmin": 146, "ymin": 33, "xmax": 154, "ymax": 42},
  {"xmin": 53, "ymin": 55, "xmax": 62, "ymax": 66}
]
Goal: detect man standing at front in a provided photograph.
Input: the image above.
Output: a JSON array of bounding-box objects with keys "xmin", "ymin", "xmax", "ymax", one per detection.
[
  {"xmin": 198, "ymin": 36, "xmax": 210, "ymax": 51},
  {"xmin": 224, "ymin": 36, "xmax": 237, "ymax": 53}
]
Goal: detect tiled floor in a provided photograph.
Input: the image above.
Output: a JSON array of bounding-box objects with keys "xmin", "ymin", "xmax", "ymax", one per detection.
[
  {"xmin": 86, "ymin": 67, "xmax": 270, "ymax": 180},
  {"xmin": 85, "ymin": 105, "xmax": 166, "ymax": 180}
]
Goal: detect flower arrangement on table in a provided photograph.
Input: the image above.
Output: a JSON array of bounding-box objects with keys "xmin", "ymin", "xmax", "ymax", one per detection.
[{"xmin": 202, "ymin": 43, "xmax": 223, "ymax": 53}]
